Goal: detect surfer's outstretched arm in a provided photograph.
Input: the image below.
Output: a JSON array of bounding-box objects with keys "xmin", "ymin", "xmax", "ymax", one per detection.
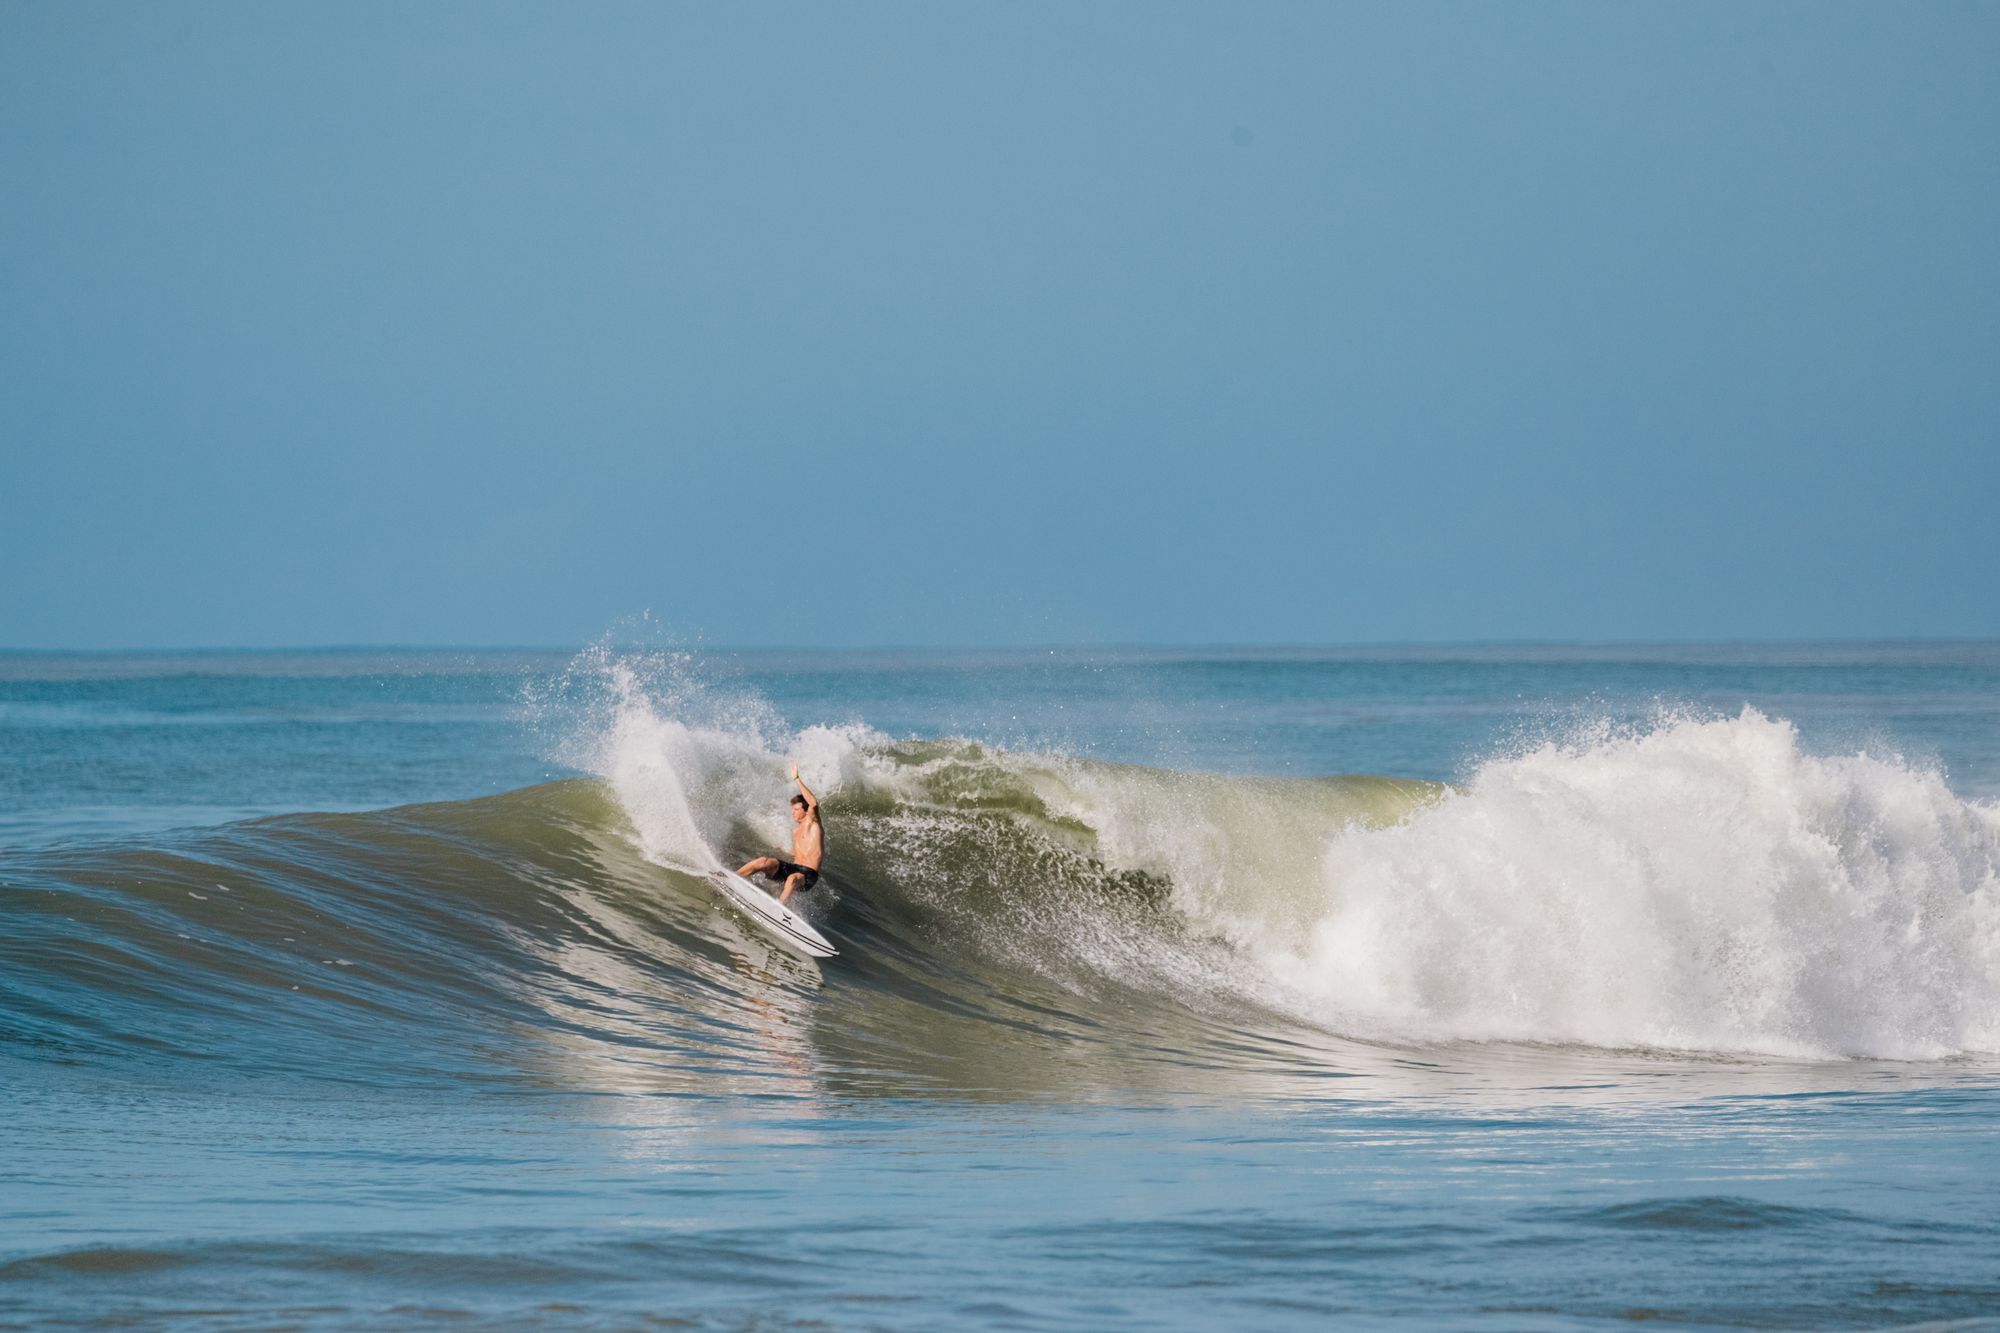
[{"xmin": 790, "ymin": 761, "xmax": 818, "ymax": 817}]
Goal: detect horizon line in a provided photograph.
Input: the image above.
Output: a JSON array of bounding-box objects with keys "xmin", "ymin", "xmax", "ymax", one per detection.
[{"xmin": 5, "ymin": 634, "xmax": 1999, "ymax": 657}]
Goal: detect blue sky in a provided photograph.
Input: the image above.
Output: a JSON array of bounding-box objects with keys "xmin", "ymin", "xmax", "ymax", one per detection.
[{"xmin": 3, "ymin": 2, "xmax": 1995, "ymax": 649}]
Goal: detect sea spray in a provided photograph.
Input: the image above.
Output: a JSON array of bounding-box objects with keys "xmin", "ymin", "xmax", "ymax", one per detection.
[{"xmin": 536, "ymin": 646, "xmax": 818, "ymax": 873}]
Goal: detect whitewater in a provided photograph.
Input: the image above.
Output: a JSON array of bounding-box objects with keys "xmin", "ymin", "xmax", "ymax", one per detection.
[{"xmin": 3, "ymin": 643, "xmax": 1998, "ymax": 1329}]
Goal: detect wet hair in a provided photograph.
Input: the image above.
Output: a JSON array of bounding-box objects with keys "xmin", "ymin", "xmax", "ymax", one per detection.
[{"xmin": 790, "ymin": 794, "xmax": 809, "ymax": 810}]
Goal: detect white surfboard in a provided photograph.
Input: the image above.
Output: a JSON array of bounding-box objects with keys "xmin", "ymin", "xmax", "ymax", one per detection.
[{"xmin": 705, "ymin": 870, "xmax": 838, "ymax": 959}]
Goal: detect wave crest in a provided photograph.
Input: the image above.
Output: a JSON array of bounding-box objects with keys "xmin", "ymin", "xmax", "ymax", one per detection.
[{"xmin": 570, "ymin": 653, "xmax": 2000, "ymax": 1059}]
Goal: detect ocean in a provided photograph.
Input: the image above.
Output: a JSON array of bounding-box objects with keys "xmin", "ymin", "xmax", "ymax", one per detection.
[{"xmin": 2, "ymin": 643, "xmax": 1997, "ymax": 1330}]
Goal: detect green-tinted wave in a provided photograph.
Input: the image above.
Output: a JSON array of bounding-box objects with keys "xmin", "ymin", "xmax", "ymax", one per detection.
[{"xmin": 0, "ymin": 743, "xmax": 1440, "ymax": 1099}]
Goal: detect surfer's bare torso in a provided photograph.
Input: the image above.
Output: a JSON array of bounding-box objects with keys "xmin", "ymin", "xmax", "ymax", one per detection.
[{"xmin": 790, "ymin": 800, "xmax": 823, "ymax": 870}]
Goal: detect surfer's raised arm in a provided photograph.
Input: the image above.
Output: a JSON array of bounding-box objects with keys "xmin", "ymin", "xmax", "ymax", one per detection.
[{"xmin": 790, "ymin": 761, "xmax": 819, "ymax": 819}]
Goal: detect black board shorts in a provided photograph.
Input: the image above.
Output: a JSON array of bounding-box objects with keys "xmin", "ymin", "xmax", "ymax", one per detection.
[{"xmin": 772, "ymin": 859, "xmax": 820, "ymax": 892}]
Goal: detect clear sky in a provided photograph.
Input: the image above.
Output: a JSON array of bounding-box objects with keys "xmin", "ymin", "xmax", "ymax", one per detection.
[{"xmin": 3, "ymin": 2, "xmax": 1995, "ymax": 649}]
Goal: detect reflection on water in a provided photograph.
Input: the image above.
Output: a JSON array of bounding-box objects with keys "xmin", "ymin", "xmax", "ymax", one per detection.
[{"xmin": 5, "ymin": 1046, "xmax": 1997, "ymax": 1332}]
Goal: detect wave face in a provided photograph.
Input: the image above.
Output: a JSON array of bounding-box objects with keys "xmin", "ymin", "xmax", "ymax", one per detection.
[
  {"xmin": 568, "ymin": 656, "xmax": 2000, "ymax": 1062},
  {"xmin": 3, "ymin": 653, "xmax": 1997, "ymax": 1087}
]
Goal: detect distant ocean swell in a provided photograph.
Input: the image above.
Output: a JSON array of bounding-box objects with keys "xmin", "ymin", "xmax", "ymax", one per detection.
[{"xmin": 2, "ymin": 655, "xmax": 1997, "ymax": 1081}]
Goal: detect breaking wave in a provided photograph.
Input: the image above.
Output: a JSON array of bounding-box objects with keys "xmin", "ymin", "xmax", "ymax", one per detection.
[
  {"xmin": 2, "ymin": 650, "xmax": 1996, "ymax": 1092},
  {"xmin": 564, "ymin": 652, "xmax": 2000, "ymax": 1061}
]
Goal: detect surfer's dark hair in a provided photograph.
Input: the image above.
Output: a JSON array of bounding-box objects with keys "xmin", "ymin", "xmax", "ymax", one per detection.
[{"xmin": 790, "ymin": 794, "xmax": 809, "ymax": 809}]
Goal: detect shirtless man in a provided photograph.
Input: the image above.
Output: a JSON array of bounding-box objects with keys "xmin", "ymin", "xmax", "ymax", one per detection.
[{"xmin": 736, "ymin": 762, "xmax": 824, "ymax": 905}]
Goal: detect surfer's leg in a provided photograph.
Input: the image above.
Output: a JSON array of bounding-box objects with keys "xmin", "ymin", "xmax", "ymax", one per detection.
[
  {"xmin": 738, "ymin": 856, "xmax": 779, "ymax": 880},
  {"xmin": 779, "ymin": 872, "xmax": 807, "ymax": 905}
]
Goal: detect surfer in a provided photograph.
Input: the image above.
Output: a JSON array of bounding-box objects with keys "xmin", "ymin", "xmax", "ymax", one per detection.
[{"xmin": 736, "ymin": 762, "xmax": 825, "ymax": 905}]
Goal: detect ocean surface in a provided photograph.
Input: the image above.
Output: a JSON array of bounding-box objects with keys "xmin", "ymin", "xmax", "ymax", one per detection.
[{"xmin": 3, "ymin": 643, "xmax": 1998, "ymax": 1330}]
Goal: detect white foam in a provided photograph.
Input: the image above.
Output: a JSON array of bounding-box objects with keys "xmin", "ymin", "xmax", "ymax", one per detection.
[{"xmin": 1195, "ymin": 709, "xmax": 2000, "ymax": 1059}]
